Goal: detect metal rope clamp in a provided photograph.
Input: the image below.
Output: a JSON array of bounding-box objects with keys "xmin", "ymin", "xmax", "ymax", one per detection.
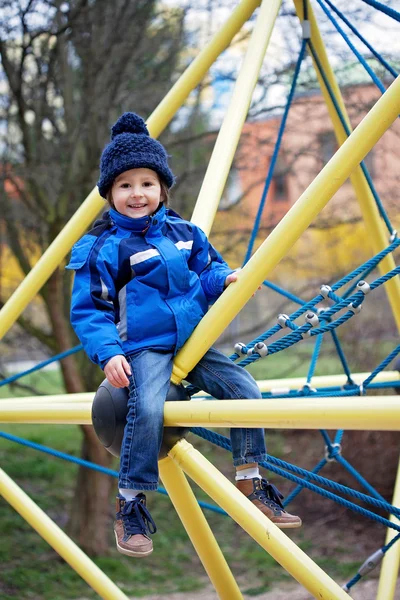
[
  {"xmin": 302, "ymin": 19, "xmax": 311, "ymax": 40},
  {"xmin": 356, "ymin": 280, "xmax": 371, "ymax": 294},
  {"xmin": 325, "ymin": 442, "xmax": 342, "ymax": 462},
  {"xmin": 301, "ymin": 311, "xmax": 319, "ymax": 338},
  {"xmin": 349, "ymin": 301, "xmax": 362, "ymax": 314},
  {"xmin": 277, "ymin": 313, "xmax": 289, "ymax": 328},
  {"xmin": 320, "ymin": 284, "xmax": 332, "ymax": 299},
  {"xmin": 234, "ymin": 342, "xmax": 247, "ymax": 355},
  {"xmin": 247, "ymin": 342, "xmax": 268, "ymax": 357}
]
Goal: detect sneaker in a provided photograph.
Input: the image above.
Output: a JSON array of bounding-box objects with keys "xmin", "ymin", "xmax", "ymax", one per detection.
[
  {"xmin": 237, "ymin": 477, "xmax": 302, "ymax": 529},
  {"xmin": 114, "ymin": 493, "xmax": 157, "ymax": 557}
]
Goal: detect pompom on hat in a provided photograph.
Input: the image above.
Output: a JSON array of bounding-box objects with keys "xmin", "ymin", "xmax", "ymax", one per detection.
[{"xmin": 97, "ymin": 112, "xmax": 175, "ymax": 198}]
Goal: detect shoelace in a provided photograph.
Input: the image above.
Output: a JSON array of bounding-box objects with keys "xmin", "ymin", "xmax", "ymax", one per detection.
[
  {"xmin": 119, "ymin": 495, "xmax": 157, "ymax": 536},
  {"xmin": 259, "ymin": 478, "xmax": 285, "ymax": 510}
]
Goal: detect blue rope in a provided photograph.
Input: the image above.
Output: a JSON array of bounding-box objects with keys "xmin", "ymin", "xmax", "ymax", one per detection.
[
  {"xmin": 263, "ymin": 280, "xmax": 306, "ymax": 306},
  {"xmin": 317, "ymin": 0, "xmax": 386, "ymax": 93},
  {"xmin": 243, "ymin": 40, "xmax": 307, "ymax": 264},
  {"xmin": 363, "ymin": 345, "xmax": 400, "ymax": 388},
  {"xmin": 284, "ymin": 458, "xmax": 327, "ymax": 506},
  {"xmin": 360, "ymin": 0, "xmax": 400, "ymax": 23},
  {"xmin": 0, "ymin": 345, "xmax": 83, "ymax": 388},
  {"xmin": 322, "ymin": 0, "xmax": 398, "ymax": 78},
  {"xmin": 0, "ymin": 431, "xmax": 227, "ymax": 516},
  {"xmin": 336, "ymin": 454, "xmax": 386, "ymax": 502},
  {"xmin": 235, "ymin": 238, "xmax": 400, "ymax": 366},
  {"xmin": 306, "ymin": 334, "xmax": 323, "ymax": 383},
  {"xmin": 307, "ymin": 39, "xmax": 394, "ymax": 235},
  {"xmin": 330, "ymin": 329, "xmax": 354, "ymax": 383},
  {"xmin": 191, "ymin": 428, "xmax": 400, "ymax": 529},
  {"xmin": 239, "ymin": 263, "xmax": 400, "ymax": 366}
]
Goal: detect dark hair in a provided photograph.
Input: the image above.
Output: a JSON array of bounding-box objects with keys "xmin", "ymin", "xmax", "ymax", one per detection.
[{"xmin": 105, "ymin": 174, "xmax": 170, "ymax": 210}]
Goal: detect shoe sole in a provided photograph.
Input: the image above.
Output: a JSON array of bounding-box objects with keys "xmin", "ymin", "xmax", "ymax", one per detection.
[
  {"xmin": 114, "ymin": 532, "xmax": 153, "ymax": 557},
  {"xmin": 274, "ymin": 520, "xmax": 302, "ymax": 529}
]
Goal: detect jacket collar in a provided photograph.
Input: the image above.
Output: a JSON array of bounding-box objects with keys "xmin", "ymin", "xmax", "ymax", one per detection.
[{"xmin": 109, "ymin": 203, "xmax": 166, "ymax": 234}]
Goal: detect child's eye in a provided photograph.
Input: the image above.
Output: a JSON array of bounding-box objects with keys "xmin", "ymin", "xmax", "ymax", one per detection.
[
  {"xmin": 120, "ymin": 183, "xmax": 130, "ymax": 188},
  {"xmin": 143, "ymin": 181, "xmax": 153, "ymax": 187}
]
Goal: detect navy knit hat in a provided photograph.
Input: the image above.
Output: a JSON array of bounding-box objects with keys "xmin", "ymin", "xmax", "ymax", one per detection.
[{"xmin": 97, "ymin": 112, "xmax": 175, "ymax": 198}]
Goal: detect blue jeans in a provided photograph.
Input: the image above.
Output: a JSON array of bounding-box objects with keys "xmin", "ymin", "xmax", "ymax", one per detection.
[{"xmin": 119, "ymin": 347, "xmax": 267, "ymax": 491}]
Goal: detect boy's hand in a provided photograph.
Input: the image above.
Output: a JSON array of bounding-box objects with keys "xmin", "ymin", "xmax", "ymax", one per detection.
[
  {"xmin": 224, "ymin": 272, "xmax": 238, "ymax": 288},
  {"xmin": 104, "ymin": 355, "xmax": 131, "ymax": 388},
  {"xmin": 224, "ymin": 270, "xmax": 261, "ymax": 296}
]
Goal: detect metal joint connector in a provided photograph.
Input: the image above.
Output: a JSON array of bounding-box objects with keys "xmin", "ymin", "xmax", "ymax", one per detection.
[
  {"xmin": 356, "ymin": 280, "xmax": 371, "ymax": 295},
  {"xmin": 358, "ymin": 549, "xmax": 384, "ymax": 576},
  {"xmin": 320, "ymin": 284, "xmax": 332, "ymax": 299},
  {"xmin": 252, "ymin": 342, "xmax": 268, "ymax": 357},
  {"xmin": 305, "ymin": 311, "xmax": 319, "ymax": 326},
  {"xmin": 302, "ymin": 20, "xmax": 311, "ymax": 39},
  {"xmin": 234, "ymin": 342, "xmax": 247, "ymax": 355},
  {"xmin": 349, "ymin": 302, "xmax": 362, "ymax": 314},
  {"xmin": 389, "ymin": 230, "xmax": 398, "ymax": 243},
  {"xmin": 301, "ymin": 382, "xmax": 317, "ymax": 394},
  {"xmin": 301, "ymin": 329, "xmax": 311, "ymax": 339},
  {"xmin": 277, "ymin": 313, "xmax": 289, "ymax": 328},
  {"xmin": 325, "ymin": 442, "xmax": 342, "ymax": 462}
]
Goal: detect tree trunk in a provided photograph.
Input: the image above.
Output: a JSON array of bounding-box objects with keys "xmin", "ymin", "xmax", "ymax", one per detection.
[
  {"xmin": 45, "ymin": 269, "xmax": 115, "ymax": 555},
  {"xmin": 68, "ymin": 425, "xmax": 115, "ymax": 556}
]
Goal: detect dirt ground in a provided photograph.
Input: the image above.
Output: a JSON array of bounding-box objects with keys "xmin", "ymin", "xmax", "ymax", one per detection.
[{"xmin": 142, "ymin": 578, "xmax": 400, "ymax": 599}]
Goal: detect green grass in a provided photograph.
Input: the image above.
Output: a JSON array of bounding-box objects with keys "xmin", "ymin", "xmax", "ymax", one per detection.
[
  {"xmin": 0, "ymin": 341, "xmax": 392, "ymax": 598},
  {"xmin": 0, "ymin": 421, "xmax": 363, "ymax": 599},
  {"xmin": 0, "ymin": 370, "xmax": 65, "ymax": 398}
]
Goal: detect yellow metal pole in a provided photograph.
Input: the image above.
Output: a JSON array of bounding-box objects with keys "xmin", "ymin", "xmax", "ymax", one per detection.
[
  {"xmin": 191, "ymin": 0, "xmax": 282, "ymax": 235},
  {"xmin": 170, "ymin": 75, "xmax": 400, "ymax": 384},
  {"xmin": 159, "ymin": 457, "xmax": 243, "ymax": 600},
  {"xmin": 0, "ymin": 0, "xmax": 261, "ymax": 341},
  {"xmin": 169, "ymin": 439, "xmax": 350, "ymax": 600},
  {"xmin": 292, "ymin": 6, "xmax": 400, "ymax": 596},
  {"xmin": 163, "ymin": 397, "xmax": 400, "ymax": 431},
  {"xmin": 1, "ymin": 370, "xmax": 397, "ymax": 405},
  {"xmin": 248, "ymin": 371, "xmax": 399, "ymax": 394},
  {"xmin": 0, "ymin": 403, "xmax": 93, "ymax": 424},
  {"xmin": 293, "ymin": 0, "xmax": 400, "ymax": 333},
  {"xmin": 0, "ymin": 468, "xmax": 129, "ymax": 600},
  {"xmin": 2, "ymin": 396, "xmax": 400, "ymax": 430}
]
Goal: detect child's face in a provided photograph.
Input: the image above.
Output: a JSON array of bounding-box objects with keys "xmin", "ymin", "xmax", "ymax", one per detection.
[{"xmin": 111, "ymin": 168, "xmax": 162, "ymax": 219}]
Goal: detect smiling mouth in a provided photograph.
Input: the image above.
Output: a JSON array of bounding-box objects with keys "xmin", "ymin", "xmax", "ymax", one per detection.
[{"xmin": 128, "ymin": 204, "xmax": 146, "ymax": 209}]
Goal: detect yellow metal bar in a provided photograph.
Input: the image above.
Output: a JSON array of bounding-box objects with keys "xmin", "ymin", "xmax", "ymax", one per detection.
[
  {"xmin": 0, "ymin": 403, "xmax": 92, "ymax": 424},
  {"xmin": 376, "ymin": 466, "xmax": 400, "ymax": 600},
  {"xmin": 191, "ymin": 0, "xmax": 282, "ymax": 234},
  {"xmin": 0, "ymin": 0, "xmax": 261, "ymax": 342},
  {"xmin": 171, "ymin": 75, "xmax": 400, "ymax": 384},
  {"xmin": 0, "ymin": 468, "xmax": 129, "ymax": 600},
  {"xmin": 2, "ymin": 396, "xmax": 400, "ymax": 430},
  {"xmin": 293, "ymin": 0, "xmax": 400, "ymax": 333},
  {"xmin": 2, "ymin": 370, "xmax": 397, "ymax": 405},
  {"xmin": 159, "ymin": 456, "xmax": 242, "ymax": 600},
  {"xmin": 163, "ymin": 397, "xmax": 400, "ymax": 431},
  {"xmin": 169, "ymin": 439, "xmax": 349, "ymax": 599},
  {"xmin": 194, "ymin": 371, "xmax": 399, "ymax": 396}
]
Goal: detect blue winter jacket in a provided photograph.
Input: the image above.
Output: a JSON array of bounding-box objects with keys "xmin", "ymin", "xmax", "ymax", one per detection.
[{"xmin": 66, "ymin": 204, "xmax": 233, "ymax": 368}]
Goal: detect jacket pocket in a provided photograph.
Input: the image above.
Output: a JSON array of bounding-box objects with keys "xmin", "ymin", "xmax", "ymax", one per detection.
[{"xmin": 65, "ymin": 235, "xmax": 98, "ymax": 270}]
